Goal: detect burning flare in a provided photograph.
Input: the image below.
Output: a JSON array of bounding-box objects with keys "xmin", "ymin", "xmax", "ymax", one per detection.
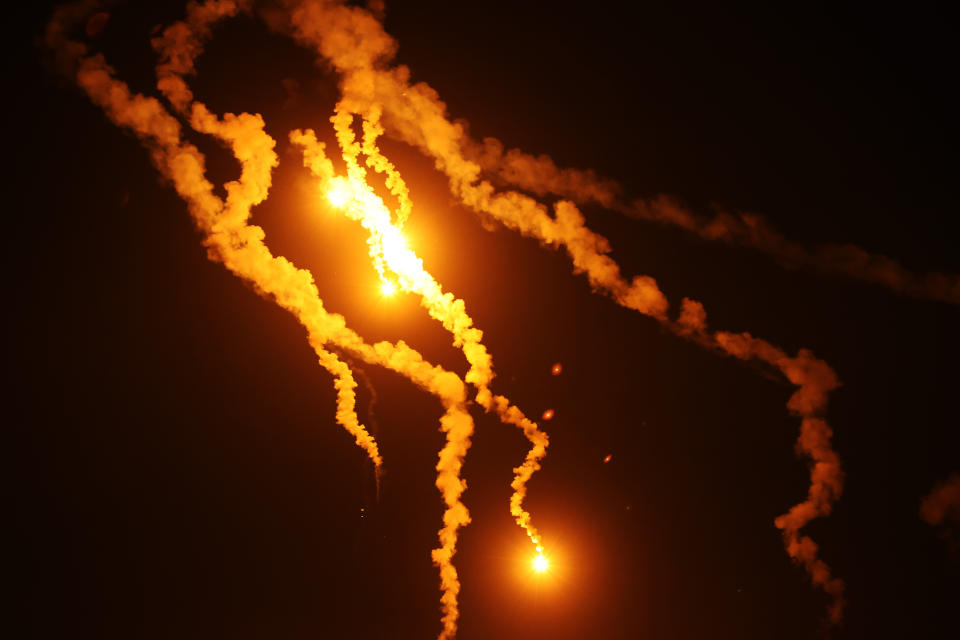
[
  {"xmin": 44, "ymin": 0, "xmax": 917, "ymax": 632},
  {"xmin": 532, "ymin": 552, "xmax": 550, "ymax": 573},
  {"xmin": 283, "ymin": 0, "xmax": 847, "ymax": 623},
  {"xmin": 291, "ymin": 119, "xmax": 552, "ymax": 573}
]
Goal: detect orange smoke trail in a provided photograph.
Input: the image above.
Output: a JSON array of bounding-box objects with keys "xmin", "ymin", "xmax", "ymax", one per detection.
[
  {"xmin": 278, "ymin": 0, "xmax": 846, "ymax": 621},
  {"xmin": 465, "ymin": 137, "xmax": 960, "ymax": 305},
  {"xmin": 152, "ymin": 0, "xmax": 251, "ymax": 113},
  {"xmin": 361, "ymin": 105, "xmax": 413, "ymax": 228},
  {"xmin": 316, "ymin": 108, "xmax": 498, "ymax": 403},
  {"xmin": 711, "ymin": 328, "xmax": 846, "ymax": 623},
  {"xmin": 151, "ymin": 0, "xmax": 384, "ymax": 476},
  {"xmin": 347, "ymin": 356, "xmax": 382, "ymax": 499},
  {"xmin": 291, "ymin": 119, "xmax": 551, "ymax": 556},
  {"xmin": 290, "ymin": 123, "xmax": 473, "ymax": 636},
  {"xmin": 494, "ymin": 395, "xmax": 549, "ymax": 553},
  {"xmin": 456, "ymin": 149, "xmax": 848, "ymax": 625},
  {"xmin": 47, "ymin": 0, "xmax": 865, "ymax": 631},
  {"xmin": 48, "ymin": 7, "xmax": 477, "ymax": 637}
]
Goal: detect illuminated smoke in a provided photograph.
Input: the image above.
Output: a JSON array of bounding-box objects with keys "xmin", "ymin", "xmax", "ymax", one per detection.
[
  {"xmin": 290, "ymin": 119, "xmax": 551, "ymax": 562},
  {"xmin": 921, "ymin": 472, "xmax": 960, "ymax": 549},
  {"xmin": 466, "ymin": 138, "xmax": 960, "ymax": 305},
  {"xmin": 152, "ymin": 0, "xmax": 384, "ymax": 478},
  {"xmin": 45, "ymin": 0, "xmax": 870, "ymax": 632},
  {"xmin": 152, "ymin": 0, "xmax": 251, "ymax": 113},
  {"xmin": 351, "ymin": 359, "xmax": 383, "ymax": 499},
  {"xmin": 291, "ymin": 121, "xmax": 487, "ymax": 638},
  {"xmin": 712, "ymin": 330, "xmax": 846, "ymax": 623},
  {"xmin": 47, "ymin": 4, "xmax": 479, "ymax": 637},
  {"xmin": 276, "ymin": 0, "xmax": 846, "ymax": 621},
  {"xmin": 360, "ymin": 105, "xmax": 414, "ymax": 228}
]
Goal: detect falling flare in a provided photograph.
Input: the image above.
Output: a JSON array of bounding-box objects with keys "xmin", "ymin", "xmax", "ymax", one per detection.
[
  {"xmin": 291, "ymin": 120, "xmax": 553, "ymax": 615},
  {"xmin": 44, "ymin": 0, "xmax": 872, "ymax": 632},
  {"xmin": 302, "ymin": 1, "xmax": 848, "ymax": 618},
  {"xmin": 532, "ymin": 552, "xmax": 550, "ymax": 573}
]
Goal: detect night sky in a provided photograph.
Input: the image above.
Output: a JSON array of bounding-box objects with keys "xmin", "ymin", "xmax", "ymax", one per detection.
[{"xmin": 11, "ymin": 2, "xmax": 959, "ymax": 638}]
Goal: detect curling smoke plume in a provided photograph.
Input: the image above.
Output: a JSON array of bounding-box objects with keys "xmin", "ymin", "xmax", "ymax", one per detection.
[
  {"xmin": 291, "ymin": 115, "xmax": 550, "ymax": 558},
  {"xmin": 152, "ymin": 0, "xmax": 385, "ymax": 477},
  {"xmin": 47, "ymin": 3, "xmax": 480, "ymax": 636},
  {"xmin": 277, "ymin": 0, "xmax": 845, "ymax": 621},
  {"xmin": 46, "ymin": 0, "xmax": 860, "ymax": 631},
  {"xmin": 921, "ymin": 472, "xmax": 960, "ymax": 549},
  {"xmin": 155, "ymin": 4, "xmax": 549, "ymax": 634},
  {"xmin": 465, "ymin": 138, "xmax": 960, "ymax": 305}
]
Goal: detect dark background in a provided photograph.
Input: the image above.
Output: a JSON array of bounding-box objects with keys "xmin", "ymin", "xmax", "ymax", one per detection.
[{"xmin": 10, "ymin": 1, "xmax": 959, "ymax": 638}]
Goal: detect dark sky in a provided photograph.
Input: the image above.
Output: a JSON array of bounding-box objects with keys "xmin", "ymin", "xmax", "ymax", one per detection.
[{"xmin": 11, "ymin": 2, "xmax": 959, "ymax": 639}]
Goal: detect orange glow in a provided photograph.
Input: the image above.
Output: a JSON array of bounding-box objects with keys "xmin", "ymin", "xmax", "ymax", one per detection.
[
  {"xmin": 603, "ymin": 454, "xmax": 612, "ymax": 463},
  {"xmin": 532, "ymin": 552, "xmax": 550, "ymax": 573},
  {"xmin": 51, "ymin": 0, "xmax": 859, "ymax": 630},
  {"xmin": 292, "ymin": 112, "xmax": 552, "ymax": 636},
  {"xmin": 326, "ymin": 177, "xmax": 351, "ymax": 209}
]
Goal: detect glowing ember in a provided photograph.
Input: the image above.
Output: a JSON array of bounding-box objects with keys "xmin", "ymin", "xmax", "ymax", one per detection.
[
  {"xmin": 603, "ymin": 454, "xmax": 613, "ymax": 463},
  {"xmin": 532, "ymin": 553, "xmax": 550, "ymax": 573},
  {"xmin": 542, "ymin": 409, "xmax": 554, "ymax": 421},
  {"xmin": 551, "ymin": 363, "xmax": 562, "ymax": 375}
]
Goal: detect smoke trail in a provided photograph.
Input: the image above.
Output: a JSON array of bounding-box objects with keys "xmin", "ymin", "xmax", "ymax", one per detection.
[
  {"xmin": 465, "ymin": 136, "xmax": 960, "ymax": 305},
  {"xmin": 153, "ymin": 0, "xmax": 251, "ymax": 113},
  {"xmin": 493, "ymin": 394, "xmax": 549, "ymax": 554},
  {"xmin": 47, "ymin": 0, "xmax": 860, "ymax": 630},
  {"xmin": 47, "ymin": 7, "xmax": 475, "ymax": 636},
  {"xmin": 453, "ymin": 125, "xmax": 849, "ymax": 626},
  {"xmin": 151, "ymin": 0, "xmax": 385, "ymax": 475},
  {"xmin": 291, "ymin": 121, "xmax": 550, "ymax": 554},
  {"xmin": 348, "ymin": 358, "xmax": 382, "ymax": 499},
  {"xmin": 921, "ymin": 472, "xmax": 960, "ymax": 550},
  {"xmin": 318, "ymin": 348, "xmax": 384, "ymax": 471},
  {"xmin": 361, "ymin": 105, "xmax": 413, "ymax": 228},
  {"xmin": 710, "ymin": 328, "xmax": 846, "ymax": 623},
  {"xmin": 275, "ymin": 0, "xmax": 845, "ymax": 621}
]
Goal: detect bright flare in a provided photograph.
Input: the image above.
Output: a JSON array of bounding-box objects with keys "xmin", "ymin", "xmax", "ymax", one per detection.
[
  {"xmin": 326, "ymin": 177, "xmax": 351, "ymax": 208},
  {"xmin": 532, "ymin": 553, "xmax": 550, "ymax": 573},
  {"xmin": 381, "ymin": 280, "xmax": 397, "ymax": 296}
]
